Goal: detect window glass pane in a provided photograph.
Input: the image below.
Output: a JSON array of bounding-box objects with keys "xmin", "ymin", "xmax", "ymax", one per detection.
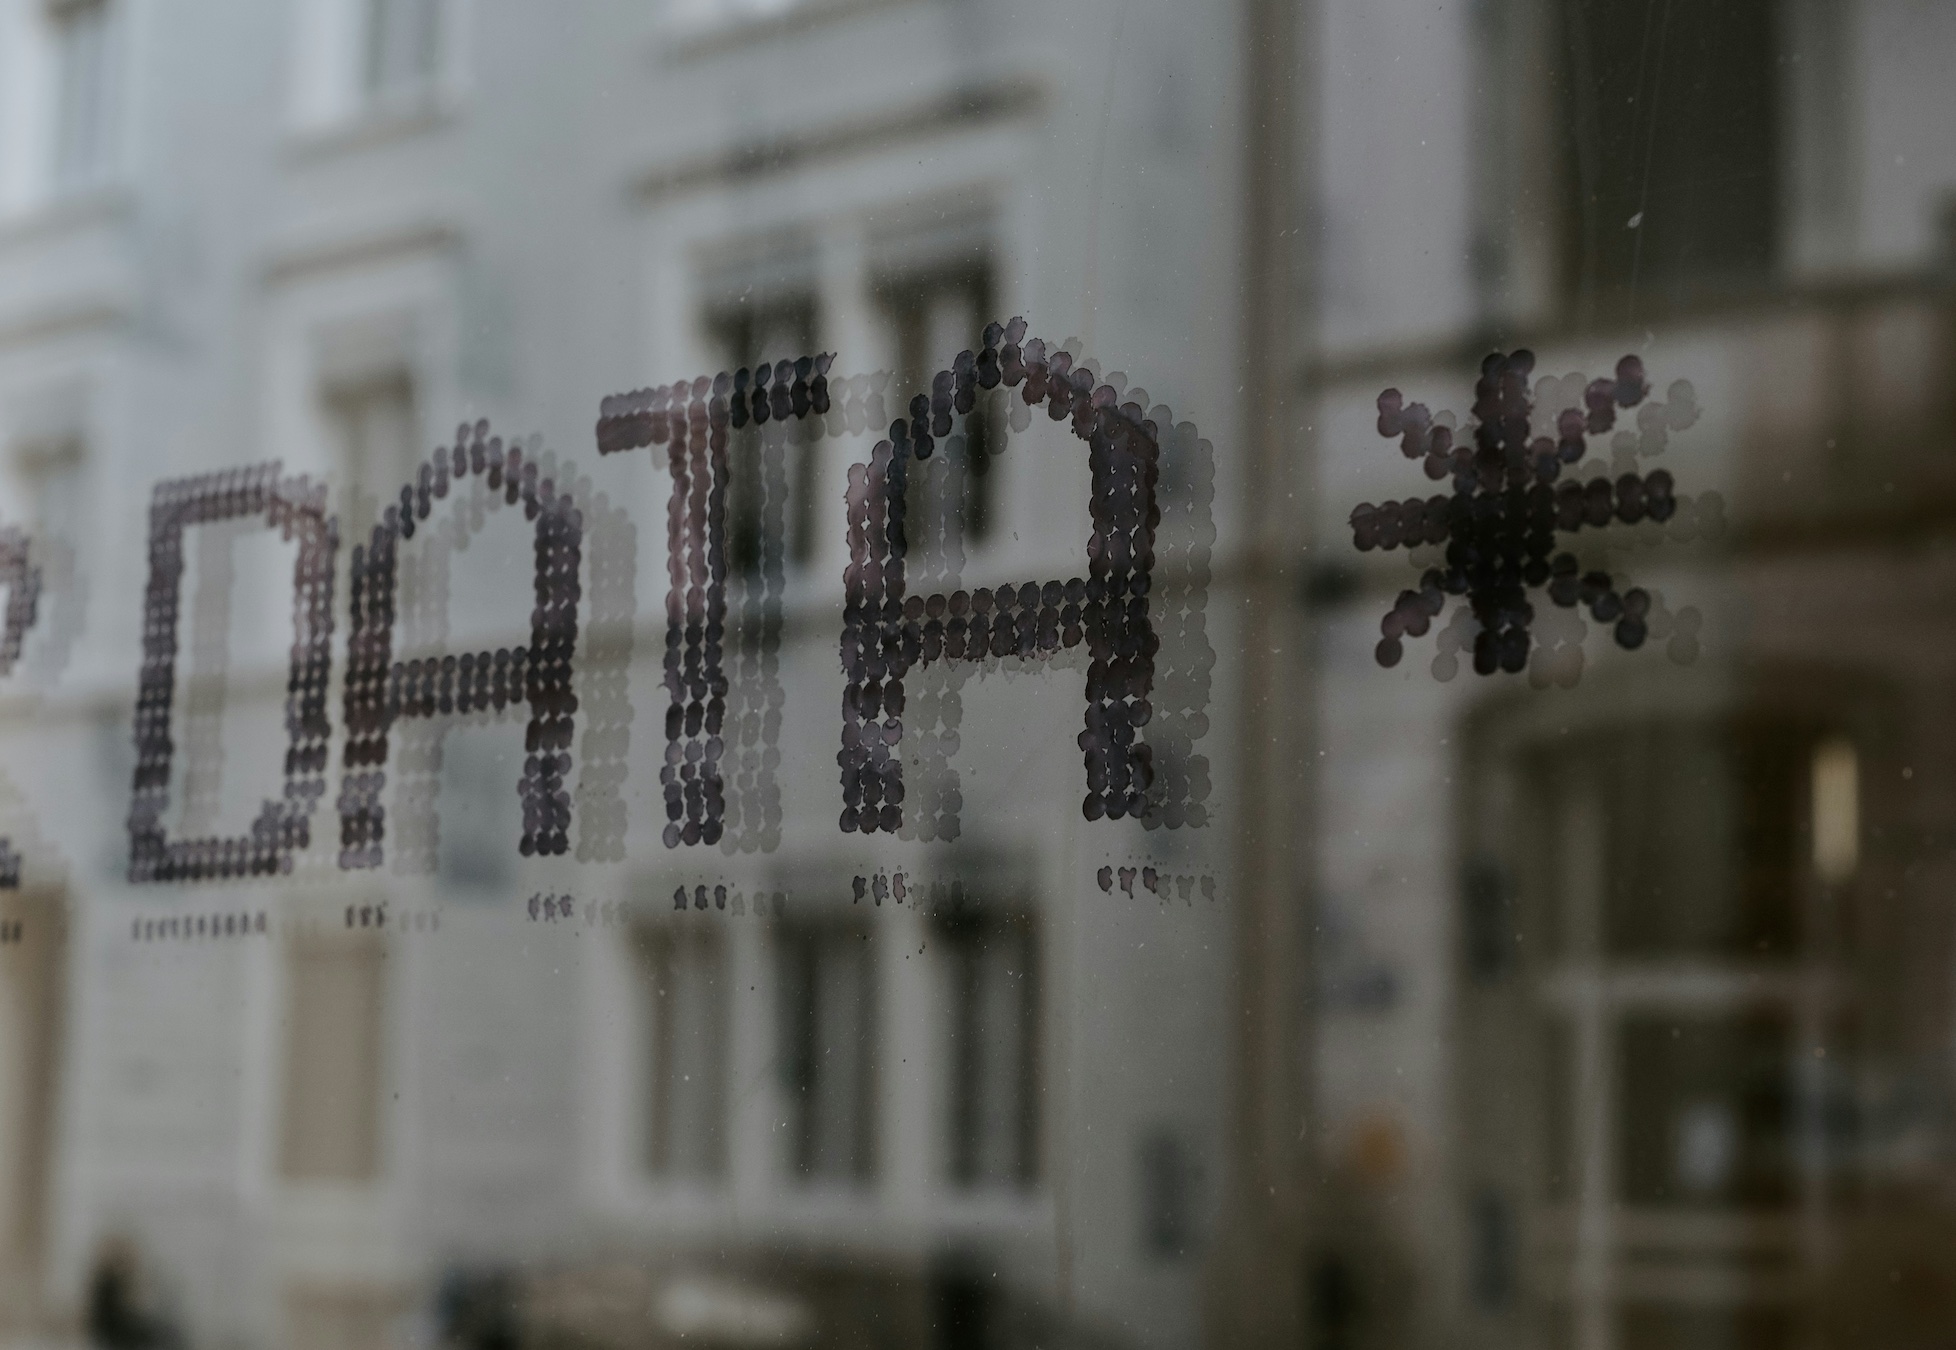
[
  {"xmin": 777, "ymin": 922, "xmax": 875, "ymax": 1183},
  {"xmin": 707, "ymin": 300, "xmax": 818, "ymax": 573},
  {"xmin": 51, "ymin": 0, "xmax": 115, "ymax": 185},
  {"xmin": 1554, "ymin": 0, "xmax": 1779, "ymax": 309},
  {"xmin": 639, "ymin": 924, "xmax": 728, "ymax": 1180},
  {"xmin": 1617, "ymin": 1011, "xmax": 1794, "ymax": 1209},
  {"xmin": 940, "ymin": 909, "xmax": 1037, "ymax": 1188},
  {"xmin": 280, "ymin": 932, "xmax": 387, "ymax": 1182},
  {"xmin": 364, "ymin": 0, "xmax": 439, "ymax": 96},
  {"xmin": 8, "ymin": 0, "xmax": 1956, "ymax": 1345},
  {"xmin": 1520, "ymin": 721, "xmax": 1812, "ymax": 963}
]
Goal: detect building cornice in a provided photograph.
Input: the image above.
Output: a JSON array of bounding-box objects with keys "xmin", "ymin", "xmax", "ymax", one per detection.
[
  {"xmin": 632, "ymin": 77, "xmax": 1044, "ymax": 203},
  {"xmin": 261, "ymin": 219, "xmax": 464, "ymax": 285}
]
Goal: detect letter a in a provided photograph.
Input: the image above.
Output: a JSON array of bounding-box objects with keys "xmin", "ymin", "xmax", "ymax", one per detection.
[
  {"xmin": 337, "ymin": 421, "xmax": 581, "ymax": 869},
  {"xmin": 841, "ymin": 319, "xmax": 1159, "ymax": 831}
]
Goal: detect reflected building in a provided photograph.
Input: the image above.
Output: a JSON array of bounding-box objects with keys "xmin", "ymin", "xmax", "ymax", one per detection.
[
  {"xmin": 1309, "ymin": 1, "xmax": 1956, "ymax": 1348},
  {"xmin": 0, "ymin": 0, "xmax": 1265, "ymax": 1348},
  {"xmin": 3, "ymin": 0, "xmax": 1954, "ymax": 1348}
]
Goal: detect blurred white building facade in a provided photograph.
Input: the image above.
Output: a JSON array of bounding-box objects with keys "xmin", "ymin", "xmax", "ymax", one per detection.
[{"xmin": 0, "ymin": 0, "xmax": 1266, "ymax": 1346}]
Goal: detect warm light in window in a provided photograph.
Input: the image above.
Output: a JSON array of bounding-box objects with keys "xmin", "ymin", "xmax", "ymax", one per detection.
[{"xmin": 1812, "ymin": 738, "xmax": 1859, "ymax": 884}]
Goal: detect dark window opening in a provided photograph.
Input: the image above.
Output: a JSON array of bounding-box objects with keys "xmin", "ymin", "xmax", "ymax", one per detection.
[
  {"xmin": 940, "ymin": 909, "xmax": 1039, "ymax": 1189},
  {"xmin": 1468, "ymin": 1188, "xmax": 1517, "ymax": 1310},
  {"xmin": 931, "ymin": 1267, "xmax": 995, "ymax": 1350},
  {"xmin": 1463, "ymin": 858, "xmax": 1517, "ymax": 981},
  {"xmin": 1522, "ymin": 719, "xmax": 1825, "ymax": 964},
  {"xmin": 776, "ymin": 921, "xmax": 877, "ymax": 1183},
  {"xmin": 1553, "ymin": 0, "xmax": 1779, "ymax": 315},
  {"xmin": 882, "ymin": 268, "xmax": 1001, "ymax": 554},
  {"xmin": 1137, "ymin": 1127, "xmax": 1197, "ymax": 1257},
  {"xmin": 1618, "ymin": 1011, "xmax": 1796, "ymax": 1209},
  {"xmin": 709, "ymin": 299, "xmax": 821, "ymax": 574},
  {"xmin": 637, "ymin": 925, "xmax": 729, "ymax": 1181}
]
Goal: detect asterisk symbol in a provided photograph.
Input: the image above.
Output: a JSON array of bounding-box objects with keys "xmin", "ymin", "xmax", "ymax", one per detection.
[{"xmin": 1350, "ymin": 349, "xmax": 1697, "ymax": 678}]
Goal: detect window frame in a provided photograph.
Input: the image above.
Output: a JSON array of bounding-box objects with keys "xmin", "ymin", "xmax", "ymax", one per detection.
[
  {"xmin": 773, "ymin": 916, "xmax": 879, "ymax": 1187},
  {"xmin": 1455, "ymin": 671, "xmax": 1894, "ymax": 1338},
  {"xmin": 634, "ymin": 919, "xmax": 733, "ymax": 1185},
  {"xmin": 935, "ymin": 904, "xmax": 1040, "ymax": 1192},
  {"xmin": 45, "ymin": 0, "xmax": 122, "ymax": 194}
]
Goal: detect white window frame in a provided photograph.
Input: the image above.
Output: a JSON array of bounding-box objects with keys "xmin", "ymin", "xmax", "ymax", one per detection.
[
  {"xmin": 0, "ymin": 0, "xmax": 131, "ymax": 214},
  {"xmin": 286, "ymin": 0, "xmax": 466, "ymax": 138}
]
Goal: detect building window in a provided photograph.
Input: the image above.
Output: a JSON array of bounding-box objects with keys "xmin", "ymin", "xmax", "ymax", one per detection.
[
  {"xmin": 279, "ymin": 931, "xmax": 387, "ymax": 1183},
  {"xmin": 637, "ymin": 926, "xmax": 728, "ymax": 1182},
  {"xmin": 1471, "ymin": 715, "xmax": 1852, "ymax": 1334},
  {"xmin": 432, "ymin": 731, "xmax": 516, "ymax": 895},
  {"xmin": 1617, "ymin": 1010, "xmax": 1794, "ymax": 1209},
  {"xmin": 707, "ymin": 298, "xmax": 821, "ymax": 573},
  {"xmin": 1580, "ymin": 721, "xmax": 1810, "ymax": 962},
  {"xmin": 362, "ymin": 0, "xmax": 441, "ymax": 100},
  {"xmin": 940, "ymin": 910, "xmax": 1038, "ymax": 1188},
  {"xmin": 665, "ymin": 0, "xmax": 806, "ymax": 33},
  {"xmin": 776, "ymin": 922, "xmax": 876, "ymax": 1184},
  {"xmin": 1553, "ymin": 0, "xmax": 1778, "ymax": 312},
  {"xmin": 1462, "ymin": 859, "xmax": 1517, "ymax": 982},
  {"xmin": 881, "ymin": 269, "xmax": 1000, "ymax": 553},
  {"xmin": 1468, "ymin": 1188, "xmax": 1517, "ymax": 1310},
  {"xmin": 1137, "ymin": 1128, "xmax": 1196, "ymax": 1258},
  {"xmin": 49, "ymin": 0, "xmax": 119, "ymax": 189},
  {"xmin": 7, "ymin": 390, "xmax": 87, "ymax": 680},
  {"xmin": 320, "ymin": 367, "xmax": 418, "ymax": 540},
  {"xmin": 17, "ymin": 437, "xmax": 84, "ymax": 550}
]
